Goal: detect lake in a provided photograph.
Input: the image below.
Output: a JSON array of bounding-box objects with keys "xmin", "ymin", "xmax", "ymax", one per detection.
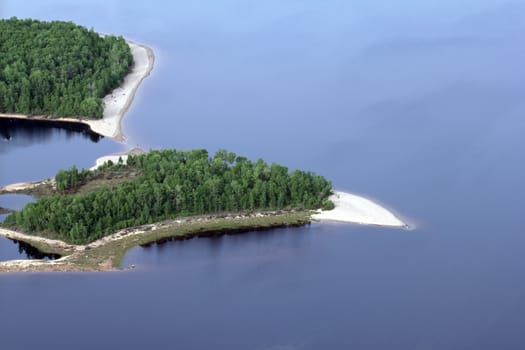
[{"xmin": 1, "ymin": 0, "xmax": 525, "ymax": 349}]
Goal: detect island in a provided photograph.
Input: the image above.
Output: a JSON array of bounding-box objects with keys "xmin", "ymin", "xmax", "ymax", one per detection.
[
  {"xmin": 0, "ymin": 19, "xmax": 407, "ymax": 273},
  {"xmin": 0, "ymin": 17, "xmax": 154, "ymax": 141},
  {"xmin": 0, "ymin": 149, "xmax": 330, "ymax": 271},
  {"xmin": 0, "ymin": 149, "xmax": 406, "ymax": 272}
]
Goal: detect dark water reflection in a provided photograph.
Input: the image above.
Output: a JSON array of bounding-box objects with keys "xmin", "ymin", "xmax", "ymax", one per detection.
[
  {"xmin": 1, "ymin": 0, "xmax": 525, "ymax": 349},
  {"xmin": 0, "ymin": 118, "xmax": 102, "ymax": 143},
  {"xmin": 0, "ymin": 193, "xmax": 42, "ymax": 259},
  {"xmin": 0, "ymin": 239, "xmax": 60, "ymax": 260},
  {"xmin": 0, "ymin": 120, "xmax": 121, "ymax": 186}
]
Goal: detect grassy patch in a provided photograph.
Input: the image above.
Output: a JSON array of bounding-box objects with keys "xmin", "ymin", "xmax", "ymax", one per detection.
[
  {"xmin": 2, "ymin": 211, "xmax": 312, "ymax": 272},
  {"xmin": 73, "ymin": 168, "xmax": 141, "ymax": 195},
  {"xmin": 79, "ymin": 211, "xmax": 311, "ymax": 270}
]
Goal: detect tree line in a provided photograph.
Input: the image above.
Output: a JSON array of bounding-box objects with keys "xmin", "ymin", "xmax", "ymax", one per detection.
[
  {"xmin": 3, "ymin": 149, "xmax": 334, "ymax": 244},
  {"xmin": 0, "ymin": 17, "xmax": 132, "ymax": 118}
]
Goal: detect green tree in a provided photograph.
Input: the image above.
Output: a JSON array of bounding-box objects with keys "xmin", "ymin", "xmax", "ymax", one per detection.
[
  {"xmin": 0, "ymin": 18, "xmax": 132, "ymax": 118},
  {"xmin": 3, "ymin": 149, "xmax": 334, "ymax": 244},
  {"xmin": 79, "ymin": 97, "xmax": 103, "ymax": 118}
]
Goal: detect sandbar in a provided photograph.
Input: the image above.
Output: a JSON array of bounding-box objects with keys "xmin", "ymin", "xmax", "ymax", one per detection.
[
  {"xmin": 312, "ymin": 191, "xmax": 407, "ymax": 227},
  {"xmin": 84, "ymin": 40, "xmax": 154, "ymax": 141},
  {"xmin": 0, "ymin": 179, "xmax": 53, "ymax": 194}
]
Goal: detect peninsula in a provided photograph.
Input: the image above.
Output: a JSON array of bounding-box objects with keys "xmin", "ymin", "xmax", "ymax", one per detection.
[
  {"xmin": 0, "ymin": 18, "xmax": 154, "ymax": 141},
  {"xmin": 0, "ymin": 149, "xmax": 332, "ymax": 271},
  {"xmin": 0, "ymin": 149, "xmax": 406, "ymax": 272}
]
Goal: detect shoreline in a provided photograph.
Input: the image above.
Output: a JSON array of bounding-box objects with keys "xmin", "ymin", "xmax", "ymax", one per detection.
[
  {"xmin": 0, "ymin": 148, "xmax": 145, "ymax": 193},
  {"xmin": 85, "ymin": 40, "xmax": 154, "ymax": 141},
  {"xmin": 89, "ymin": 147, "xmax": 145, "ymax": 171},
  {"xmin": 0, "ymin": 190, "xmax": 408, "ymax": 273},
  {"xmin": 0, "ymin": 211, "xmax": 311, "ymax": 272},
  {"xmin": 0, "ymin": 39, "xmax": 154, "ymax": 142},
  {"xmin": 312, "ymin": 191, "xmax": 407, "ymax": 228}
]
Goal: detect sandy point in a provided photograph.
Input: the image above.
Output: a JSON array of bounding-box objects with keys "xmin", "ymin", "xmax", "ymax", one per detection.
[
  {"xmin": 90, "ymin": 147, "xmax": 144, "ymax": 171},
  {"xmin": 83, "ymin": 40, "xmax": 155, "ymax": 141},
  {"xmin": 312, "ymin": 191, "xmax": 408, "ymax": 228}
]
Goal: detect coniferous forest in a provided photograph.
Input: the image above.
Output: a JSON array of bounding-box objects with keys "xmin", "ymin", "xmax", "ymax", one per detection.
[
  {"xmin": 0, "ymin": 17, "xmax": 132, "ymax": 118},
  {"xmin": 3, "ymin": 149, "xmax": 334, "ymax": 244}
]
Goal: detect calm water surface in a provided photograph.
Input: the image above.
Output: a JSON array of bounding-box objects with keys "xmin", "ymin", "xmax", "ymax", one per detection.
[{"xmin": 1, "ymin": 1, "xmax": 525, "ymax": 349}]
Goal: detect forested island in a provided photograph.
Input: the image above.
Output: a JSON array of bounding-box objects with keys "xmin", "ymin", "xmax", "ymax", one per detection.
[
  {"xmin": 0, "ymin": 17, "xmax": 132, "ymax": 118},
  {"xmin": 2, "ymin": 149, "xmax": 334, "ymax": 247},
  {"xmin": 0, "ymin": 19, "xmax": 404, "ymax": 273}
]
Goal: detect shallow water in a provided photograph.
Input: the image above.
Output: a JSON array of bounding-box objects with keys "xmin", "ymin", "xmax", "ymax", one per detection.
[{"xmin": 1, "ymin": 0, "xmax": 525, "ymax": 349}]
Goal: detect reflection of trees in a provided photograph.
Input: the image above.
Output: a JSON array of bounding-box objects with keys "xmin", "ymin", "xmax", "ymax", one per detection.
[
  {"xmin": 0, "ymin": 118, "xmax": 101, "ymax": 143},
  {"xmin": 12, "ymin": 239, "xmax": 61, "ymax": 260}
]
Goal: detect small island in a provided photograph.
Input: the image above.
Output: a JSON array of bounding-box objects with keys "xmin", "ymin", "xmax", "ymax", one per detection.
[
  {"xmin": 1, "ymin": 149, "xmax": 334, "ymax": 271},
  {"xmin": 0, "ymin": 148, "xmax": 407, "ymax": 272}
]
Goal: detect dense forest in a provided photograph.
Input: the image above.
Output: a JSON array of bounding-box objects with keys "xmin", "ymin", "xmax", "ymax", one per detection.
[
  {"xmin": 3, "ymin": 149, "xmax": 334, "ymax": 244},
  {"xmin": 0, "ymin": 17, "xmax": 132, "ymax": 118}
]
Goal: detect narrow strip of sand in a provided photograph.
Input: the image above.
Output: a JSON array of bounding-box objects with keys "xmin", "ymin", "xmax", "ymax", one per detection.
[
  {"xmin": 0, "ymin": 39, "xmax": 154, "ymax": 141},
  {"xmin": 1, "ymin": 182, "xmax": 39, "ymax": 192},
  {"xmin": 312, "ymin": 191, "xmax": 407, "ymax": 227},
  {"xmin": 0, "ymin": 178, "xmax": 54, "ymax": 193},
  {"xmin": 84, "ymin": 40, "xmax": 154, "ymax": 141},
  {"xmin": 0, "ymin": 227, "xmax": 78, "ymax": 251}
]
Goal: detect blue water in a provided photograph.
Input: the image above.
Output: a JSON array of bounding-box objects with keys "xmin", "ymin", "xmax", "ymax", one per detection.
[
  {"xmin": 1, "ymin": 1, "xmax": 525, "ymax": 349},
  {"xmin": 0, "ymin": 193, "xmax": 34, "ymax": 221}
]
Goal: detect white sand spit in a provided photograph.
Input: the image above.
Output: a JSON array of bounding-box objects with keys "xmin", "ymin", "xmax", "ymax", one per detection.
[
  {"xmin": 90, "ymin": 147, "xmax": 144, "ymax": 170},
  {"xmin": 0, "ymin": 227, "xmax": 78, "ymax": 251},
  {"xmin": 90, "ymin": 154, "xmax": 129, "ymax": 171},
  {"xmin": 312, "ymin": 191, "xmax": 406, "ymax": 227},
  {"xmin": 1, "ymin": 182, "xmax": 38, "ymax": 192},
  {"xmin": 83, "ymin": 40, "xmax": 154, "ymax": 141},
  {"xmin": 0, "ymin": 178, "xmax": 54, "ymax": 193}
]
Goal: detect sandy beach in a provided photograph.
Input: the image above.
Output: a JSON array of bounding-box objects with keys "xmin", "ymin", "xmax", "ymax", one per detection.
[
  {"xmin": 312, "ymin": 191, "xmax": 407, "ymax": 227},
  {"xmin": 90, "ymin": 154, "xmax": 129, "ymax": 171},
  {"xmin": 0, "ymin": 178, "xmax": 54, "ymax": 194},
  {"xmin": 89, "ymin": 147, "xmax": 144, "ymax": 171},
  {"xmin": 1, "ymin": 182, "xmax": 39, "ymax": 192},
  {"xmin": 0, "ymin": 39, "xmax": 154, "ymax": 141},
  {"xmin": 84, "ymin": 40, "xmax": 154, "ymax": 141}
]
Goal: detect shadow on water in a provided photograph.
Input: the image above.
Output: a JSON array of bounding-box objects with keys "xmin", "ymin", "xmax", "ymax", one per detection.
[
  {"xmin": 2, "ymin": 239, "xmax": 61, "ymax": 260},
  {"xmin": 0, "ymin": 118, "xmax": 102, "ymax": 144},
  {"xmin": 139, "ymin": 223, "xmax": 309, "ymax": 248}
]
